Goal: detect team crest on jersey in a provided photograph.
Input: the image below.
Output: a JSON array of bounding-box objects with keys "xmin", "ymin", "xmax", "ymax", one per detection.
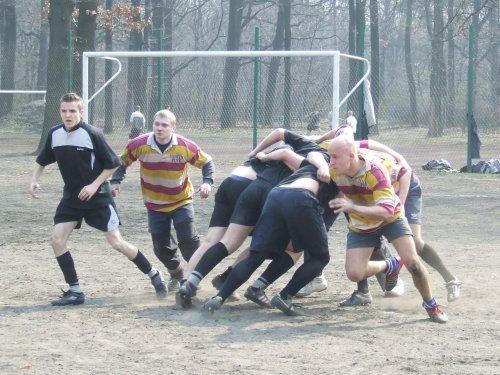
[{"xmin": 163, "ymin": 154, "xmax": 186, "ymax": 163}]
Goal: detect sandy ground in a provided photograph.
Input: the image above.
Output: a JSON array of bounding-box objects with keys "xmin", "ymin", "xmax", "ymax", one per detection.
[{"xmin": 0, "ymin": 133, "xmax": 499, "ymax": 374}]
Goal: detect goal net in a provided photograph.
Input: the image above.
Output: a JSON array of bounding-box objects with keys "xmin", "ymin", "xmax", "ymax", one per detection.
[{"xmin": 82, "ymin": 51, "xmax": 369, "ymax": 161}]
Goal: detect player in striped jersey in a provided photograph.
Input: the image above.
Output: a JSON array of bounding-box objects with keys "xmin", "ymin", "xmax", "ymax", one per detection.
[
  {"xmin": 340, "ymin": 140, "xmax": 461, "ymax": 305},
  {"xmin": 111, "ymin": 109, "xmax": 214, "ymax": 291},
  {"xmin": 327, "ymin": 135, "xmax": 448, "ymax": 323}
]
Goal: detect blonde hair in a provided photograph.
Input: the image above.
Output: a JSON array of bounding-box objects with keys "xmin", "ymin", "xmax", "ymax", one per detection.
[
  {"xmin": 60, "ymin": 92, "xmax": 84, "ymax": 110},
  {"xmin": 154, "ymin": 109, "xmax": 176, "ymax": 126}
]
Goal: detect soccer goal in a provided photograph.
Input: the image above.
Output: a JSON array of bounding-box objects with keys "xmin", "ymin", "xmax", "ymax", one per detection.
[{"xmin": 82, "ymin": 50, "xmax": 369, "ymax": 150}]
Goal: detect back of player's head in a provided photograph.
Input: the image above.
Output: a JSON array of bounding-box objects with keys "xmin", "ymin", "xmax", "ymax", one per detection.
[
  {"xmin": 154, "ymin": 109, "xmax": 176, "ymax": 126},
  {"xmin": 60, "ymin": 92, "xmax": 84, "ymax": 110},
  {"xmin": 134, "ymin": 105, "xmax": 141, "ymax": 111}
]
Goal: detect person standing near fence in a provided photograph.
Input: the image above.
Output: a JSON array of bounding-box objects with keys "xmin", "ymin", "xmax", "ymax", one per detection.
[
  {"xmin": 346, "ymin": 110, "xmax": 357, "ymax": 136},
  {"xmin": 129, "ymin": 105, "xmax": 145, "ymax": 139},
  {"xmin": 111, "ymin": 109, "xmax": 214, "ymax": 292},
  {"xmin": 29, "ymin": 93, "xmax": 166, "ymax": 306}
]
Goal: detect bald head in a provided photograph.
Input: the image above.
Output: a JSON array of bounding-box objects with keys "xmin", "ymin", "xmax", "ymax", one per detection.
[
  {"xmin": 328, "ymin": 135, "xmax": 356, "ymax": 155},
  {"xmin": 328, "ymin": 135, "xmax": 358, "ymax": 175}
]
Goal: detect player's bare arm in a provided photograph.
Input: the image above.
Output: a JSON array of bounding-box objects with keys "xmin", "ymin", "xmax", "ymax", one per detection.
[
  {"xmin": 306, "ymin": 151, "xmax": 330, "ymax": 183},
  {"xmin": 367, "ymin": 140, "xmax": 411, "ymax": 172},
  {"xmin": 256, "ymin": 148, "xmax": 304, "ymax": 171},
  {"xmin": 248, "ymin": 128, "xmax": 285, "ymax": 157},
  {"xmin": 29, "ymin": 163, "xmax": 45, "ymax": 198},
  {"xmin": 397, "ymin": 169, "xmax": 411, "ymax": 207},
  {"xmin": 329, "ymin": 197, "xmax": 392, "ymax": 220}
]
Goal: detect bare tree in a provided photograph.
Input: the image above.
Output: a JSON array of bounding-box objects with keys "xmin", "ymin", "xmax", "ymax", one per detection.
[
  {"xmin": 73, "ymin": 0, "xmax": 97, "ymax": 124},
  {"xmin": 148, "ymin": 0, "xmax": 164, "ymax": 124},
  {"xmin": 220, "ymin": 0, "xmax": 244, "ymax": 129},
  {"xmin": 163, "ymin": 0, "xmax": 174, "ymax": 108},
  {"xmin": 37, "ymin": 0, "xmax": 75, "ymax": 153},
  {"xmin": 127, "ymin": 0, "xmax": 144, "ymax": 116},
  {"xmin": 487, "ymin": 0, "xmax": 498, "ymax": 125},
  {"xmin": 104, "ymin": 0, "xmax": 114, "ymax": 134},
  {"xmin": 405, "ymin": 0, "xmax": 418, "ymax": 127},
  {"xmin": 36, "ymin": 0, "xmax": 48, "ymax": 90},
  {"xmin": 0, "ymin": 0, "xmax": 16, "ymax": 118},
  {"xmin": 369, "ymin": 0, "xmax": 380, "ymax": 117},
  {"xmin": 262, "ymin": 1, "xmax": 285, "ymax": 127},
  {"xmin": 347, "ymin": 0, "xmax": 357, "ymax": 113},
  {"xmin": 428, "ymin": 0, "xmax": 447, "ymax": 137},
  {"xmin": 283, "ymin": 0, "xmax": 292, "ymax": 129}
]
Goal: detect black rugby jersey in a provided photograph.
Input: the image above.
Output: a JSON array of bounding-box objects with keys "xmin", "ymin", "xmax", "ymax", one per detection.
[
  {"xmin": 36, "ymin": 122, "xmax": 121, "ymax": 208},
  {"xmin": 257, "ymin": 130, "xmax": 327, "ymax": 186}
]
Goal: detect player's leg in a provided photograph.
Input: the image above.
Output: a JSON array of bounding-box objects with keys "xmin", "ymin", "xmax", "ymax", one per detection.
[
  {"xmin": 204, "ymin": 188, "xmax": 289, "ymax": 313},
  {"xmin": 94, "ymin": 204, "xmax": 167, "ymax": 297},
  {"xmin": 50, "ymin": 220, "xmax": 83, "ymax": 306},
  {"xmin": 405, "ymin": 174, "xmax": 460, "ymax": 301},
  {"xmin": 147, "ymin": 208, "xmax": 183, "ymax": 291},
  {"xmin": 185, "ymin": 226, "xmax": 227, "ymax": 275},
  {"xmin": 386, "ymin": 219, "xmax": 447, "ymax": 323},
  {"xmin": 210, "ymin": 178, "xmax": 271, "ymax": 286},
  {"xmin": 294, "ymin": 208, "xmax": 340, "ymax": 298},
  {"xmin": 202, "ymin": 251, "xmax": 268, "ymax": 313},
  {"xmin": 340, "ymin": 228, "xmax": 401, "ymax": 307},
  {"xmin": 268, "ymin": 189, "xmax": 329, "ymax": 316},
  {"xmin": 185, "ymin": 223, "xmax": 252, "ymax": 289},
  {"xmin": 411, "ymin": 223, "xmax": 460, "ymax": 301},
  {"xmin": 244, "ymin": 247, "xmax": 299, "ymax": 308},
  {"xmin": 172, "ymin": 204, "xmax": 200, "ymax": 262}
]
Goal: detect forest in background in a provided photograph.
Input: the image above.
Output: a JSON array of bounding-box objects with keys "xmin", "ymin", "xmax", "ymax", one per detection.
[{"xmin": 0, "ymin": 0, "xmax": 497, "ymax": 153}]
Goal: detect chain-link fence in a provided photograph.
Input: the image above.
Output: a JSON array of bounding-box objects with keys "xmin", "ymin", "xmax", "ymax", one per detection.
[{"xmin": 1, "ymin": 53, "xmax": 498, "ymax": 171}]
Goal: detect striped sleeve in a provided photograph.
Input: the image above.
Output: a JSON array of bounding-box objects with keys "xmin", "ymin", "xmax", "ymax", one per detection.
[
  {"xmin": 183, "ymin": 139, "xmax": 212, "ymax": 169},
  {"xmin": 120, "ymin": 138, "xmax": 142, "ymax": 166},
  {"xmin": 367, "ymin": 163, "xmax": 398, "ymax": 215}
]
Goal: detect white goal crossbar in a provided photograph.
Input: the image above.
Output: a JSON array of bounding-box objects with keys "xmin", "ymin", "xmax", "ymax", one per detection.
[{"xmin": 82, "ymin": 50, "xmax": 370, "ymax": 128}]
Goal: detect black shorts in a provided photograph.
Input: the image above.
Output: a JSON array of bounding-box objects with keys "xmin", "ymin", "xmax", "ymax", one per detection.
[
  {"xmin": 322, "ymin": 208, "xmax": 339, "ymax": 232},
  {"xmin": 250, "ymin": 187, "xmax": 328, "ymax": 256},
  {"xmin": 54, "ymin": 200, "xmax": 121, "ymax": 232},
  {"xmin": 209, "ymin": 175, "xmax": 253, "ymax": 228},
  {"xmin": 229, "ymin": 178, "xmax": 274, "ymax": 227}
]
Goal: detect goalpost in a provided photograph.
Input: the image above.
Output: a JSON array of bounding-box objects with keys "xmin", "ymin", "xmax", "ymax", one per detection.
[{"xmin": 82, "ymin": 50, "xmax": 370, "ymax": 147}]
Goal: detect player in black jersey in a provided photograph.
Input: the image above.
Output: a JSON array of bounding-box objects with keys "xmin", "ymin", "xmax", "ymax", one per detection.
[
  {"xmin": 202, "ymin": 149, "xmax": 338, "ymax": 316},
  {"xmin": 29, "ymin": 93, "xmax": 166, "ymax": 306},
  {"xmin": 177, "ymin": 128, "xmax": 330, "ymax": 308}
]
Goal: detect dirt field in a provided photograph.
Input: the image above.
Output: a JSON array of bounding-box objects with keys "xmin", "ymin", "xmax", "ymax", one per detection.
[{"xmin": 0, "ymin": 130, "xmax": 499, "ymax": 374}]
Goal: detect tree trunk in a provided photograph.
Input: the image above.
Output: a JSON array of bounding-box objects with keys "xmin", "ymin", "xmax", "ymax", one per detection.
[
  {"xmin": 72, "ymin": 0, "xmax": 97, "ymax": 95},
  {"xmin": 148, "ymin": 0, "xmax": 164, "ymax": 126},
  {"xmin": 262, "ymin": 1, "xmax": 285, "ymax": 127},
  {"xmin": 369, "ymin": 0, "xmax": 379, "ymax": 118},
  {"xmin": 283, "ymin": 0, "xmax": 292, "ymax": 129},
  {"xmin": 0, "ymin": 0, "xmax": 16, "ymax": 118},
  {"xmin": 446, "ymin": 0, "xmax": 455, "ymax": 127},
  {"xmin": 347, "ymin": 0, "xmax": 357, "ymax": 114},
  {"xmin": 142, "ymin": 0, "xmax": 151, "ymax": 117},
  {"xmin": 127, "ymin": 0, "xmax": 144, "ymax": 117},
  {"xmin": 488, "ymin": 0, "xmax": 499, "ymax": 128},
  {"xmin": 355, "ymin": 0, "xmax": 367, "ymax": 140},
  {"xmin": 104, "ymin": 0, "xmax": 114, "ymax": 134},
  {"xmin": 163, "ymin": 0, "xmax": 174, "ymax": 108},
  {"xmin": 404, "ymin": 0, "xmax": 418, "ymax": 127},
  {"xmin": 428, "ymin": 0, "xmax": 446, "ymax": 137},
  {"xmin": 36, "ymin": 0, "xmax": 48, "ymax": 90},
  {"xmin": 220, "ymin": 0, "xmax": 243, "ymax": 129},
  {"xmin": 37, "ymin": 0, "xmax": 75, "ymax": 153}
]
